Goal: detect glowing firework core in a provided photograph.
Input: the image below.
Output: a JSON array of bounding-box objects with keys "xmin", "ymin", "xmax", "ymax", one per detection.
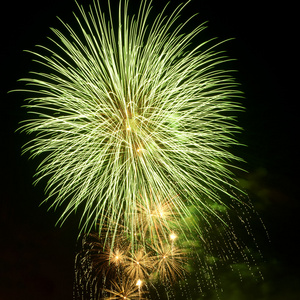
[
  {"xmin": 136, "ymin": 279, "xmax": 142, "ymax": 287},
  {"xmin": 170, "ymin": 233, "xmax": 177, "ymax": 241}
]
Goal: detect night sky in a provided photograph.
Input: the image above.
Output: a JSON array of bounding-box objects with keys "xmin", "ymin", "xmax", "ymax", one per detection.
[{"xmin": 1, "ymin": 0, "xmax": 299, "ymax": 299}]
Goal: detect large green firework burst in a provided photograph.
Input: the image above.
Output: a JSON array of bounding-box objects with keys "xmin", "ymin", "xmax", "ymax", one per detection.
[{"xmin": 17, "ymin": 0, "xmax": 245, "ymax": 244}]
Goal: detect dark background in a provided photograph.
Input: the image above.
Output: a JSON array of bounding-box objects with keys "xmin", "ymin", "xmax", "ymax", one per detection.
[{"xmin": 1, "ymin": 0, "xmax": 299, "ymax": 299}]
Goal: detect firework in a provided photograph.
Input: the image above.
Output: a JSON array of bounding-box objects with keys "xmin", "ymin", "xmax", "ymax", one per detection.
[
  {"xmin": 15, "ymin": 0, "xmax": 266, "ymax": 298},
  {"xmin": 104, "ymin": 278, "xmax": 147, "ymax": 300},
  {"xmin": 123, "ymin": 247, "xmax": 153, "ymax": 280},
  {"xmin": 17, "ymin": 0, "xmax": 244, "ymax": 244},
  {"xmin": 75, "ymin": 229, "xmax": 188, "ymax": 299},
  {"xmin": 73, "ymin": 203, "xmax": 264, "ymax": 299},
  {"xmin": 134, "ymin": 193, "xmax": 180, "ymax": 245},
  {"xmin": 88, "ymin": 232, "xmax": 130, "ymax": 278},
  {"xmin": 150, "ymin": 241, "xmax": 188, "ymax": 283}
]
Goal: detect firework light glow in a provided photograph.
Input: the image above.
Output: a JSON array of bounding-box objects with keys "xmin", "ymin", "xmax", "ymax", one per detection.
[{"xmin": 15, "ymin": 0, "xmax": 264, "ymax": 298}]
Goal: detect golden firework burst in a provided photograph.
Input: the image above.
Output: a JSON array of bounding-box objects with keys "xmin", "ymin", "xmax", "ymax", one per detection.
[
  {"xmin": 151, "ymin": 241, "xmax": 188, "ymax": 283},
  {"xmin": 104, "ymin": 279, "xmax": 147, "ymax": 300},
  {"xmin": 123, "ymin": 247, "xmax": 154, "ymax": 281}
]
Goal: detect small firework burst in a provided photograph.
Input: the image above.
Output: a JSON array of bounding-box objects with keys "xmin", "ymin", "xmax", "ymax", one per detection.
[
  {"xmin": 123, "ymin": 248, "xmax": 153, "ymax": 281},
  {"xmin": 151, "ymin": 242, "xmax": 188, "ymax": 283},
  {"xmin": 104, "ymin": 279, "xmax": 147, "ymax": 300},
  {"xmin": 89, "ymin": 233, "xmax": 130, "ymax": 278}
]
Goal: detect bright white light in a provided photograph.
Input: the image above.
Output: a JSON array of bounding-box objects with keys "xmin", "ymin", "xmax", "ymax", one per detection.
[
  {"xmin": 136, "ymin": 279, "xmax": 142, "ymax": 287},
  {"xmin": 170, "ymin": 233, "xmax": 177, "ymax": 241}
]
